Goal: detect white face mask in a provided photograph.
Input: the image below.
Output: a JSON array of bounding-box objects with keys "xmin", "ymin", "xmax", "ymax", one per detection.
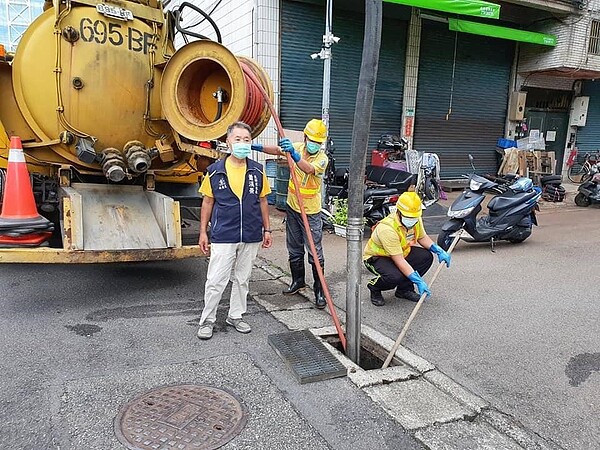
[{"xmin": 401, "ymin": 217, "xmax": 419, "ymax": 229}]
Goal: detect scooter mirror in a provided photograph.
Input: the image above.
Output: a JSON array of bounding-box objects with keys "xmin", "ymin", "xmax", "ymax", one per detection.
[{"xmin": 468, "ymin": 154, "xmax": 476, "ymax": 171}]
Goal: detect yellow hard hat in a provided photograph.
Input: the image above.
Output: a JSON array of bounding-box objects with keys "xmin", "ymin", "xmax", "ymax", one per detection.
[
  {"xmin": 304, "ymin": 119, "xmax": 327, "ymax": 143},
  {"xmin": 396, "ymin": 192, "xmax": 423, "ymax": 218}
]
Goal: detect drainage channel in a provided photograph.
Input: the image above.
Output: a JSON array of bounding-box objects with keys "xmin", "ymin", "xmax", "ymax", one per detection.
[
  {"xmin": 268, "ymin": 328, "xmax": 408, "ymax": 384},
  {"xmin": 322, "ymin": 334, "xmax": 400, "ymax": 370}
]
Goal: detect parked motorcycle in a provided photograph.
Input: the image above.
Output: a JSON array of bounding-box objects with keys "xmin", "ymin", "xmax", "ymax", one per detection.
[
  {"xmin": 574, "ymin": 173, "xmax": 600, "ymax": 207},
  {"xmin": 322, "ymin": 140, "xmax": 415, "ymax": 228},
  {"xmin": 437, "ymin": 155, "xmax": 542, "ymax": 251}
]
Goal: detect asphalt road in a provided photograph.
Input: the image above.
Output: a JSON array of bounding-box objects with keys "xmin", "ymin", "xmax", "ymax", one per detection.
[
  {"xmin": 0, "ymin": 257, "xmax": 420, "ymax": 449},
  {"xmin": 260, "ymin": 203, "xmax": 600, "ymax": 449},
  {"xmin": 1, "ymin": 200, "xmax": 598, "ymax": 449}
]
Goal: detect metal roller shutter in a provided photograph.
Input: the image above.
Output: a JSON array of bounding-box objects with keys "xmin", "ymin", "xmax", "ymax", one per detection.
[
  {"xmin": 280, "ymin": 0, "xmax": 408, "ymax": 168},
  {"xmin": 575, "ymin": 81, "xmax": 600, "ymax": 152},
  {"xmin": 412, "ymin": 21, "xmax": 513, "ymax": 178}
]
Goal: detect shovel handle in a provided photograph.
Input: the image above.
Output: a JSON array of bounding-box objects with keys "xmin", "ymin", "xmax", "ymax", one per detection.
[{"xmin": 381, "ymin": 231, "xmax": 462, "ymax": 368}]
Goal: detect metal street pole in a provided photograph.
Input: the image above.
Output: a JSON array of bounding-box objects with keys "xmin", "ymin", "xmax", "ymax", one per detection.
[
  {"xmin": 311, "ymin": 1, "xmax": 339, "ymax": 208},
  {"xmin": 321, "ymin": 0, "xmax": 334, "ymax": 128},
  {"xmin": 346, "ymin": 0, "xmax": 382, "ymax": 364},
  {"xmin": 309, "ymin": 0, "xmax": 338, "ymax": 128}
]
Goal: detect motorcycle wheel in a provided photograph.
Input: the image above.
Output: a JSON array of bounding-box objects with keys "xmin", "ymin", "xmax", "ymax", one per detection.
[
  {"xmin": 436, "ymin": 229, "xmax": 456, "ymax": 251},
  {"xmin": 424, "ymin": 178, "xmax": 439, "ymax": 201},
  {"xmin": 567, "ymin": 165, "xmax": 589, "ymax": 184},
  {"xmin": 574, "ymin": 193, "xmax": 591, "ymax": 207}
]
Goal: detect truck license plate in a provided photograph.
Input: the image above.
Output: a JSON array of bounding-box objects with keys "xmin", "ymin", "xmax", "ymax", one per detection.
[{"xmin": 96, "ymin": 4, "xmax": 133, "ymax": 21}]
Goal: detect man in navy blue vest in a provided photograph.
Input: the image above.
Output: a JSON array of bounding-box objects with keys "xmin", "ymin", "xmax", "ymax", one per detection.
[{"xmin": 197, "ymin": 121, "xmax": 273, "ymax": 340}]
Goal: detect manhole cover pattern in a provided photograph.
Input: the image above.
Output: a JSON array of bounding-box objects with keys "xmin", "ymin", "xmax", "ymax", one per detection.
[{"xmin": 114, "ymin": 384, "xmax": 248, "ymax": 450}]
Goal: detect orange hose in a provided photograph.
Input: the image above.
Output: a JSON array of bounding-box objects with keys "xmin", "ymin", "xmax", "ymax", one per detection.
[
  {"xmin": 240, "ymin": 62, "xmax": 265, "ymax": 128},
  {"xmin": 242, "ymin": 65, "xmax": 347, "ymax": 350}
]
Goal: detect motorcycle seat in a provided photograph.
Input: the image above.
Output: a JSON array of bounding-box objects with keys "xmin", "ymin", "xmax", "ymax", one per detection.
[
  {"xmin": 365, "ymin": 165, "xmax": 416, "ymax": 192},
  {"xmin": 364, "ymin": 187, "xmax": 398, "ymax": 201},
  {"xmin": 487, "ymin": 190, "xmax": 538, "ymax": 212}
]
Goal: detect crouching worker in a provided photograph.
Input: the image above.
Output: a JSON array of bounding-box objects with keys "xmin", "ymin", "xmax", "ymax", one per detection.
[{"xmin": 363, "ymin": 192, "xmax": 451, "ymax": 306}]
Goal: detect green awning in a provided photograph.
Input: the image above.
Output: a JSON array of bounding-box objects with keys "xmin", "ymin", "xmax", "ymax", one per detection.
[
  {"xmin": 449, "ymin": 18, "xmax": 557, "ymax": 46},
  {"xmin": 385, "ymin": 0, "xmax": 500, "ymax": 20}
]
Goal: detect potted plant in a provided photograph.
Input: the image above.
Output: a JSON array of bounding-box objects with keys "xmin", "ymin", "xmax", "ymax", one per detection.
[{"xmin": 331, "ymin": 198, "xmax": 348, "ymax": 237}]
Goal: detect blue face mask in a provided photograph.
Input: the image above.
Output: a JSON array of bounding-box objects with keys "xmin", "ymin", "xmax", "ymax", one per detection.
[
  {"xmin": 401, "ymin": 217, "xmax": 419, "ymax": 229},
  {"xmin": 231, "ymin": 142, "xmax": 251, "ymax": 159},
  {"xmin": 306, "ymin": 141, "xmax": 321, "ymax": 155}
]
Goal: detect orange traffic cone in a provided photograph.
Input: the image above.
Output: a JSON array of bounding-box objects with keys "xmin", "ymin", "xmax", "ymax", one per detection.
[{"xmin": 0, "ymin": 136, "xmax": 53, "ymax": 246}]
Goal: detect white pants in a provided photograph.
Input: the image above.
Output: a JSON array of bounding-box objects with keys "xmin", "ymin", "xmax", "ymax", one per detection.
[{"xmin": 199, "ymin": 242, "xmax": 261, "ymax": 325}]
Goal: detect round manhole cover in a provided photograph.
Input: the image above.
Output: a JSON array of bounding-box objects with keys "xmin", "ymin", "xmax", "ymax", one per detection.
[{"xmin": 114, "ymin": 384, "xmax": 248, "ymax": 450}]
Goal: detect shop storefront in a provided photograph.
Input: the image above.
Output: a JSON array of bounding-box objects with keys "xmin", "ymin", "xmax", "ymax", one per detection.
[
  {"xmin": 280, "ymin": 0, "xmax": 410, "ymax": 168},
  {"xmin": 412, "ymin": 20, "xmax": 513, "ymax": 178}
]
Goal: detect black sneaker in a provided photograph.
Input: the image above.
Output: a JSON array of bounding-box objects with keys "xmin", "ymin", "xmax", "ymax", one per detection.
[{"xmin": 395, "ymin": 289, "xmax": 421, "ymax": 302}]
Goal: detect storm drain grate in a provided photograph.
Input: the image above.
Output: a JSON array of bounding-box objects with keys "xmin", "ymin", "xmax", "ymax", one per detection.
[
  {"xmin": 268, "ymin": 330, "xmax": 347, "ymax": 384},
  {"xmin": 114, "ymin": 384, "xmax": 248, "ymax": 450}
]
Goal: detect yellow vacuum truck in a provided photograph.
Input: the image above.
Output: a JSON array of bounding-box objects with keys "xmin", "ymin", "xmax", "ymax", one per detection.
[{"xmin": 0, "ymin": 0, "xmax": 273, "ymax": 263}]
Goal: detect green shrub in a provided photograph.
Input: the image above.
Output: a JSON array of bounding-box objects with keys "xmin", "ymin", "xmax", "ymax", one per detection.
[{"xmin": 332, "ymin": 198, "xmax": 348, "ymax": 226}]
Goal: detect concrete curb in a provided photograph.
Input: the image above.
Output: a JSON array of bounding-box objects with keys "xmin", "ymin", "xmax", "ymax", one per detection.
[{"xmin": 250, "ymin": 260, "xmax": 566, "ymax": 450}]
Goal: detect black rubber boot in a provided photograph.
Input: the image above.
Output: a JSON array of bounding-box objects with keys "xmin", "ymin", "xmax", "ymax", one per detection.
[
  {"xmin": 312, "ymin": 262, "xmax": 326, "ymax": 309},
  {"xmin": 283, "ymin": 260, "xmax": 306, "ymax": 295},
  {"xmin": 368, "ymin": 284, "xmax": 385, "ymax": 306}
]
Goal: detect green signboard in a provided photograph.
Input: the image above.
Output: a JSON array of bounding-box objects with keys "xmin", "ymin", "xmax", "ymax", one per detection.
[
  {"xmin": 385, "ymin": 0, "xmax": 500, "ymax": 20},
  {"xmin": 449, "ymin": 19, "xmax": 557, "ymax": 46}
]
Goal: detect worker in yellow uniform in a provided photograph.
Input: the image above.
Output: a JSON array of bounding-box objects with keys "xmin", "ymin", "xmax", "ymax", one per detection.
[
  {"xmin": 363, "ymin": 191, "xmax": 451, "ymax": 306},
  {"xmin": 253, "ymin": 119, "xmax": 329, "ymax": 309}
]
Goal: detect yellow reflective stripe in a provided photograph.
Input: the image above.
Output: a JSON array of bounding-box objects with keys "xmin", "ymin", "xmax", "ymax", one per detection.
[
  {"xmin": 288, "ymin": 183, "xmax": 318, "ymax": 197},
  {"xmin": 367, "ymin": 215, "xmax": 411, "ymax": 258}
]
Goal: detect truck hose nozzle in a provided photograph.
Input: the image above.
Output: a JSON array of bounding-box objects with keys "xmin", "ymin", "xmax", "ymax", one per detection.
[
  {"xmin": 127, "ymin": 150, "xmax": 151, "ymax": 174},
  {"xmin": 101, "ymin": 148, "xmax": 127, "ymax": 182},
  {"xmin": 106, "ymin": 165, "xmax": 126, "ymax": 182},
  {"xmin": 124, "ymin": 141, "xmax": 152, "ymax": 174}
]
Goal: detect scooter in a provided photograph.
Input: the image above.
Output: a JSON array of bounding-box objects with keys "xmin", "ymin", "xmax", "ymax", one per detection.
[
  {"xmin": 437, "ymin": 155, "xmax": 542, "ymax": 251},
  {"xmin": 322, "ymin": 162, "xmax": 414, "ymax": 229},
  {"xmin": 574, "ymin": 173, "xmax": 600, "ymax": 207},
  {"xmin": 362, "ymin": 187, "xmax": 399, "ymax": 227}
]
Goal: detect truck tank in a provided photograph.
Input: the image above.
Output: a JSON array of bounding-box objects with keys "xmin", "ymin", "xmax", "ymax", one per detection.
[{"xmin": 0, "ymin": 0, "xmax": 273, "ymax": 263}]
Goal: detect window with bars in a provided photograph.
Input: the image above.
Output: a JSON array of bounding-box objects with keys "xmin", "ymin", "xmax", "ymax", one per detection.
[{"xmin": 589, "ymin": 20, "xmax": 600, "ymax": 55}]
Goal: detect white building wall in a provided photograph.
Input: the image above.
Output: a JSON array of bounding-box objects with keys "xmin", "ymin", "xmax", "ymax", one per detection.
[
  {"xmin": 519, "ymin": 0, "xmax": 600, "ymax": 74},
  {"xmin": 176, "ymin": 0, "xmax": 280, "ymax": 151}
]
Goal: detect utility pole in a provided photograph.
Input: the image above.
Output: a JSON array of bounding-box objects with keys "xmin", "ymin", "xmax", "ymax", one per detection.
[
  {"xmin": 346, "ymin": 0, "xmax": 382, "ymax": 364},
  {"xmin": 311, "ymin": 0, "xmax": 339, "ymax": 208},
  {"xmin": 310, "ymin": 0, "xmax": 339, "ymax": 129}
]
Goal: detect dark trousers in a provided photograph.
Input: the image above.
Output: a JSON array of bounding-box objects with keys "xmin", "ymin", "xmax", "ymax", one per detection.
[
  {"xmin": 286, "ymin": 206, "xmax": 324, "ymax": 266},
  {"xmin": 365, "ymin": 246, "xmax": 433, "ymax": 292}
]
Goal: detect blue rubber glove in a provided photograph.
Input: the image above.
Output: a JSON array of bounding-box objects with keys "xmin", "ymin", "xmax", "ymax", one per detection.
[
  {"xmin": 279, "ymin": 138, "xmax": 301, "ymax": 163},
  {"xmin": 408, "ymin": 271, "xmax": 431, "ymax": 297},
  {"xmin": 251, "ymin": 143, "xmax": 264, "ymax": 152},
  {"xmin": 430, "ymin": 243, "xmax": 451, "ymax": 268}
]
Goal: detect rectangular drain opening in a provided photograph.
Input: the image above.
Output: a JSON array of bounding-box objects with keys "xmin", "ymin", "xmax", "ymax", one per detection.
[
  {"xmin": 268, "ymin": 330, "xmax": 347, "ymax": 384},
  {"xmin": 324, "ymin": 335, "xmax": 400, "ymax": 370}
]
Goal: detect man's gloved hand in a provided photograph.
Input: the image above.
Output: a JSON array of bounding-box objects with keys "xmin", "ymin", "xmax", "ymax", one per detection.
[
  {"xmin": 251, "ymin": 143, "xmax": 264, "ymax": 152},
  {"xmin": 279, "ymin": 138, "xmax": 301, "ymax": 163},
  {"xmin": 430, "ymin": 243, "xmax": 451, "ymax": 267},
  {"xmin": 408, "ymin": 271, "xmax": 431, "ymax": 297}
]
